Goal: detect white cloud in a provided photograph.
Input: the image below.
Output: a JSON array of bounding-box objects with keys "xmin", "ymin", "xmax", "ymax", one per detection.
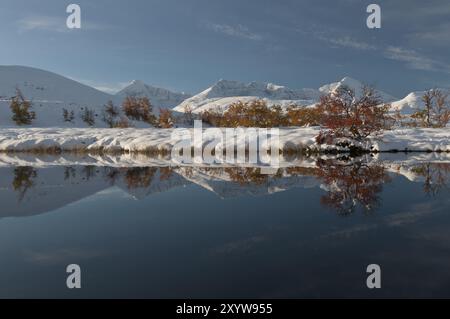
[
  {"xmin": 318, "ymin": 35, "xmax": 377, "ymax": 51},
  {"xmin": 207, "ymin": 23, "xmax": 263, "ymax": 41},
  {"xmin": 18, "ymin": 16, "xmax": 67, "ymax": 33},
  {"xmin": 410, "ymin": 22, "xmax": 450, "ymax": 45},
  {"xmin": 383, "ymin": 46, "xmax": 450, "ymax": 73},
  {"xmin": 17, "ymin": 15, "xmax": 109, "ymax": 33},
  {"xmin": 301, "ymin": 26, "xmax": 376, "ymax": 51}
]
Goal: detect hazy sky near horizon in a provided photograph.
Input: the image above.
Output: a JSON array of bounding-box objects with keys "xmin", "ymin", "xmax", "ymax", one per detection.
[{"xmin": 0, "ymin": 0, "xmax": 450, "ymax": 97}]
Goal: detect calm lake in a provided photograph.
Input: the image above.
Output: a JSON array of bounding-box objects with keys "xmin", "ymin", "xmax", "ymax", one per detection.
[{"xmin": 0, "ymin": 153, "xmax": 449, "ymax": 298}]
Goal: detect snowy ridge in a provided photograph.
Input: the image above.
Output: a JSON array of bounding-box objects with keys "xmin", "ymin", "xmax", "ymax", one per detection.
[{"xmin": 173, "ymin": 77, "xmax": 399, "ymax": 114}]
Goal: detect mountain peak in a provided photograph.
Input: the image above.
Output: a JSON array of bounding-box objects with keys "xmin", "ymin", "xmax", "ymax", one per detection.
[
  {"xmin": 319, "ymin": 76, "xmax": 396, "ymax": 101},
  {"xmin": 117, "ymin": 80, "xmax": 191, "ymax": 110},
  {"xmin": 130, "ymin": 79, "xmax": 145, "ymax": 85},
  {"xmin": 339, "ymin": 76, "xmax": 362, "ymax": 86}
]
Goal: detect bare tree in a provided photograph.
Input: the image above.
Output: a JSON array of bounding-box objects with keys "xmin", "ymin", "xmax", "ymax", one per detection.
[
  {"xmin": 412, "ymin": 89, "xmax": 450, "ymax": 128},
  {"xmin": 10, "ymin": 88, "xmax": 36, "ymax": 125}
]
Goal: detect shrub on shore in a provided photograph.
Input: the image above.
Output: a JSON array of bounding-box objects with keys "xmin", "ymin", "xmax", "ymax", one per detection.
[
  {"xmin": 63, "ymin": 108, "xmax": 75, "ymax": 123},
  {"xmin": 158, "ymin": 109, "xmax": 174, "ymax": 128},
  {"xmin": 81, "ymin": 107, "xmax": 96, "ymax": 126},
  {"xmin": 122, "ymin": 95, "xmax": 157, "ymax": 125},
  {"xmin": 10, "ymin": 89, "xmax": 36, "ymax": 125},
  {"xmin": 102, "ymin": 100, "xmax": 120, "ymax": 128}
]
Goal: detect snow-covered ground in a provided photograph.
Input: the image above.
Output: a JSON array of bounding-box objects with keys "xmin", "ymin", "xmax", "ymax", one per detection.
[{"xmin": 0, "ymin": 127, "xmax": 449, "ymax": 153}]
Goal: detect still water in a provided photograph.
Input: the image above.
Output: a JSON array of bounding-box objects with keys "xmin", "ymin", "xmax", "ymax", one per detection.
[{"xmin": 0, "ymin": 154, "xmax": 449, "ymax": 298}]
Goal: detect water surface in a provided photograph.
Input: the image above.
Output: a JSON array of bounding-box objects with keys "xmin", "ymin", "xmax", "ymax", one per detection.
[{"xmin": 0, "ymin": 155, "xmax": 449, "ymax": 298}]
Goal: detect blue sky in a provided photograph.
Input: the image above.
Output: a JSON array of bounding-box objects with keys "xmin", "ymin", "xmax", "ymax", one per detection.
[{"xmin": 0, "ymin": 0, "xmax": 449, "ymax": 97}]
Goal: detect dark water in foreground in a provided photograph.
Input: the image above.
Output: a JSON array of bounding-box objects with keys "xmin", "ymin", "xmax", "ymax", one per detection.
[{"xmin": 0, "ymin": 158, "xmax": 449, "ymax": 298}]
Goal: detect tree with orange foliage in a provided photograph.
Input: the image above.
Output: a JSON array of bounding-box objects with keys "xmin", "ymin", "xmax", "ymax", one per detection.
[
  {"xmin": 158, "ymin": 108, "xmax": 174, "ymax": 128},
  {"xmin": 316, "ymin": 85, "xmax": 390, "ymax": 144},
  {"xmin": 201, "ymin": 100, "xmax": 288, "ymax": 127},
  {"xmin": 286, "ymin": 105, "xmax": 322, "ymax": 127},
  {"xmin": 122, "ymin": 95, "xmax": 157, "ymax": 124}
]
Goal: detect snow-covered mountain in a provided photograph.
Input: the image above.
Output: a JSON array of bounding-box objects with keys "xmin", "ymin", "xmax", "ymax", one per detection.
[
  {"xmin": 173, "ymin": 79, "xmax": 321, "ymax": 114},
  {"xmin": 173, "ymin": 77, "xmax": 398, "ymax": 114},
  {"xmin": 117, "ymin": 80, "xmax": 191, "ymax": 111}
]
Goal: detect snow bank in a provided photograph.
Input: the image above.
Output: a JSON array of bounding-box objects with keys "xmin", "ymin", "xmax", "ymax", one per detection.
[
  {"xmin": 0, "ymin": 127, "xmax": 448, "ymax": 154},
  {"xmin": 370, "ymin": 128, "xmax": 450, "ymax": 152}
]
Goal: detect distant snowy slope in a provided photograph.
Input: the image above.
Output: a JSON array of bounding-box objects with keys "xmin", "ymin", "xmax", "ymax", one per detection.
[
  {"xmin": 0, "ymin": 65, "xmax": 116, "ymax": 128},
  {"xmin": 390, "ymin": 89, "xmax": 450, "ymax": 115},
  {"xmin": 116, "ymin": 80, "xmax": 191, "ymax": 110},
  {"xmin": 0, "ymin": 65, "xmax": 112, "ymax": 105}
]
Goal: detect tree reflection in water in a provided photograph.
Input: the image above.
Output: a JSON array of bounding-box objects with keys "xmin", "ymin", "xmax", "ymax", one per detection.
[
  {"xmin": 315, "ymin": 159, "xmax": 390, "ymax": 215},
  {"xmin": 411, "ymin": 163, "xmax": 450, "ymax": 196},
  {"xmin": 123, "ymin": 167, "xmax": 157, "ymax": 189},
  {"xmin": 12, "ymin": 167, "xmax": 37, "ymax": 202}
]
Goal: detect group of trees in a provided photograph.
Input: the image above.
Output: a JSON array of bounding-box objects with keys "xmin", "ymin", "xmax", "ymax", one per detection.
[
  {"xmin": 5, "ymin": 88, "xmax": 175, "ymax": 128},
  {"xmin": 102, "ymin": 101, "xmax": 130, "ymax": 128},
  {"xmin": 114, "ymin": 96, "xmax": 175, "ymax": 128},
  {"xmin": 61, "ymin": 96, "xmax": 175, "ymax": 128},
  {"xmin": 200, "ymin": 85, "xmax": 392, "ymax": 145},
  {"xmin": 201, "ymin": 100, "xmax": 289, "ymax": 128},
  {"xmin": 201, "ymin": 100, "xmax": 324, "ymax": 128}
]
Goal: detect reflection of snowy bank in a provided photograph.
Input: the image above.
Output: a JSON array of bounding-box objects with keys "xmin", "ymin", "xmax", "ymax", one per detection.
[
  {"xmin": 0, "ymin": 154, "xmax": 448, "ymax": 218},
  {"xmin": 0, "ymin": 127, "xmax": 449, "ymax": 154},
  {"xmin": 0, "ymin": 151, "xmax": 450, "ymax": 169}
]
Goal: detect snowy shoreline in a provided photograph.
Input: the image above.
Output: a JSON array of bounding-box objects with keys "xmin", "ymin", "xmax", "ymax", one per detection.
[{"xmin": 0, "ymin": 127, "xmax": 449, "ymax": 154}]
